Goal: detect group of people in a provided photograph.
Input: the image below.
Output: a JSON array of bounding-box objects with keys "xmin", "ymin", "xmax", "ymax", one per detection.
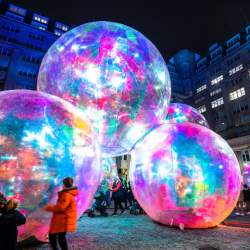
[
  {"xmin": 3, "ymin": 176, "xmax": 250, "ymax": 249},
  {"xmin": 89, "ymin": 174, "xmax": 143, "ymax": 217},
  {"xmin": 0, "ymin": 177, "xmax": 78, "ymax": 250},
  {"xmin": 0, "ymin": 175, "xmax": 143, "ymax": 250}
]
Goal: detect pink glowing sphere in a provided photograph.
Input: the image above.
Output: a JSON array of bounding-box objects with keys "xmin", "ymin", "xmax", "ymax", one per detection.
[
  {"xmin": 165, "ymin": 103, "xmax": 209, "ymax": 128},
  {"xmin": 37, "ymin": 21, "xmax": 171, "ymax": 156},
  {"xmin": 0, "ymin": 90, "xmax": 101, "ymax": 241},
  {"xmin": 130, "ymin": 122, "xmax": 241, "ymax": 228}
]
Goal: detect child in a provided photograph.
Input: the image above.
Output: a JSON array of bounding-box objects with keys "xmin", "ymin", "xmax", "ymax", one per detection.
[
  {"xmin": 45, "ymin": 177, "xmax": 78, "ymax": 250},
  {"xmin": 0, "ymin": 197, "xmax": 26, "ymax": 250}
]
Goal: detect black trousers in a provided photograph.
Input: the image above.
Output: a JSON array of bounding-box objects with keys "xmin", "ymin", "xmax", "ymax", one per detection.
[
  {"xmin": 113, "ymin": 198, "xmax": 124, "ymax": 214},
  {"xmin": 49, "ymin": 232, "xmax": 68, "ymax": 250}
]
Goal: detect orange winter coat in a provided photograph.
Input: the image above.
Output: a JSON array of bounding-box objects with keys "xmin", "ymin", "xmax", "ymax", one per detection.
[{"xmin": 45, "ymin": 187, "xmax": 78, "ymax": 234}]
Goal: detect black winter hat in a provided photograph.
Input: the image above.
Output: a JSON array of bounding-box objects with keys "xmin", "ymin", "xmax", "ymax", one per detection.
[{"xmin": 63, "ymin": 177, "xmax": 74, "ymax": 188}]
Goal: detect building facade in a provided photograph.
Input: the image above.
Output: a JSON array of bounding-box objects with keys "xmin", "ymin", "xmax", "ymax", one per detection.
[
  {"xmin": 0, "ymin": 1, "xmax": 71, "ymax": 90},
  {"xmin": 167, "ymin": 49, "xmax": 200, "ymax": 103},
  {"xmin": 167, "ymin": 24, "xmax": 250, "ymax": 169}
]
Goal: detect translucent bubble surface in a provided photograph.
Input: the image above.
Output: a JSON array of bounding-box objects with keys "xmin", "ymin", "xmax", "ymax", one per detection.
[
  {"xmin": 0, "ymin": 90, "xmax": 101, "ymax": 240},
  {"xmin": 165, "ymin": 103, "xmax": 209, "ymax": 128},
  {"xmin": 37, "ymin": 21, "xmax": 171, "ymax": 156},
  {"xmin": 130, "ymin": 122, "xmax": 240, "ymax": 228}
]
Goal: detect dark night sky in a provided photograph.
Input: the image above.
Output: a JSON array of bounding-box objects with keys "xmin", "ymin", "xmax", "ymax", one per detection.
[{"xmin": 8, "ymin": 0, "xmax": 250, "ymax": 60}]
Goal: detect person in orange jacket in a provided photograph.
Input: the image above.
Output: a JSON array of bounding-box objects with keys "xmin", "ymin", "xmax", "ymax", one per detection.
[{"xmin": 45, "ymin": 177, "xmax": 78, "ymax": 250}]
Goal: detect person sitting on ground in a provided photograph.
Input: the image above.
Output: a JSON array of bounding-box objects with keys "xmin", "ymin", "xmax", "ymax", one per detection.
[
  {"xmin": 88, "ymin": 190, "xmax": 108, "ymax": 217},
  {"xmin": 0, "ymin": 195, "xmax": 26, "ymax": 250},
  {"xmin": 130, "ymin": 199, "xmax": 144, "ymax": 215},
  {"xmin": 45, "ymin": 177, "xmax": 78, "ymax": 250}
]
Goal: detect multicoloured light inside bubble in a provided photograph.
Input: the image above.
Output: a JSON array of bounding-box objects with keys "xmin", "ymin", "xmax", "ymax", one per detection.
[
  {"xmin": 0, "ymin": 90, "xmax": 101, "ymax": 241},
  {"xmin": 98, "ymin": 157, "xmax": 118, "ymax": 194},
  {"xmin": 165, "ymin": 103, "xmax": 209, "ymax": 128},
  {"xmin": 37, "ymin": 21, "xmax": 171, "ymax": 156},
  {"xmin": 130, "ymin": 122, "xmax": 241, "ymax": 228},
  {"xmin": 101, "ymin": 157, "xmax": 118, "ymax": 182}
]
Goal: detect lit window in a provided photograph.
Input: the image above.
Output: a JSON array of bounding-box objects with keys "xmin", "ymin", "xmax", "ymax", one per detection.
[
  {"xmin": 229, "ymin": 64, "xmax": 243, "ymax": 76},
  {"xmin": 54, "ymin": 30, "xmax": 62, "ymax": 36},
  {"xmin": 55, "ymin": 22, "xmax": 69, "ymax": 32},
  {"xmin": 8, "ymin": 4, "xmax": 27, "ymax": 16},
  {"xmin": 33, "ymin": 14, "xmax": 48, "ymax": 24},
  {"xmin": 211, "ymin": 75, "xmax": 223, "ymax": 85},
  {"xmin": 62, "ymin": 26, "xmax": 68, "ymax": 31},
  {"xmin": 211, "ymin": 97, "xmax": 224, "ymax": 108},
  {"xmin": 31, "ymin": 20, "xmax": 47, "ymax": 31},
  {"xmin": 196, "ymin": 84, "xmax": 207, "ymax": 93},
  {"xmin": 39, "ymin": 26, "xmax": 46, "ymax": 31},
  {"xmin": 210, "ymin": 88, "xmax": 222, "ymax": 96},
  {"xmin": 197, "ymin": 105, "xmax": 206, "ymax": 113},
  {"xmin": 229, "ymin": 87, "xmax": 246, "ymax": 101}
]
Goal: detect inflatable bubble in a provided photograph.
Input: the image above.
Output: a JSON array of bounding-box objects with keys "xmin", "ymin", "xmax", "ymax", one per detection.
[
  {"xmin": 165, "ymin": 103, "xmax": 209, "ymax": 127},
  {"xmin": 37, "ymin": 21, "xmax": 171, "ymax": 156},
  {"xmin": 129, "ymin": 122, "xmax": 241, "ymax": 228},
  {"xmin": 0, "ymin": 90, "xmax": 101, "ymax": 241}
]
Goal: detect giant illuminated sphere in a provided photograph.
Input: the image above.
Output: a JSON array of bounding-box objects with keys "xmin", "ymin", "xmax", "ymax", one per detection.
[
  {"xmin": 37, "ymin": 21, "xmax": 171, "ymax": 156},
  {"xmin": 0, "ymin": 90, "xmax": 101, "ymax": 241},
  {"xmin": 129, "ymin": 122, "xmax": 241, "ymax": 228},
  {"xmin": 165, "ymin": 103, "xmax": 209, "ymax": 128}
]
